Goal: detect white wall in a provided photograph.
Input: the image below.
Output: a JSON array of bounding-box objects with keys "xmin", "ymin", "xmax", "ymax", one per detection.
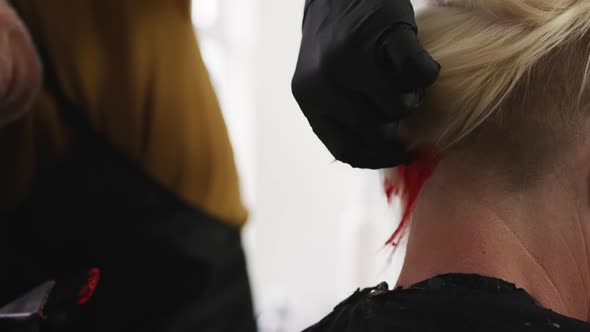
[
  {"xmin": 194, "ymin": 1, "xmax": 429, "ymax": 330},
  {"xmin": 244, "ymin": 1, "xmax": 405, "ymax": 330}
]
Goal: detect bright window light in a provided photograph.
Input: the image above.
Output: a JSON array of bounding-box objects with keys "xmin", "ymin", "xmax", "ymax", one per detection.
[{"xmin": 191, "ymin": 0, "xmax": 220, "ymax": 30}]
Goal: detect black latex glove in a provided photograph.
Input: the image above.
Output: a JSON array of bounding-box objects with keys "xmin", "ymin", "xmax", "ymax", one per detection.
[{"xmin": 292, "ymin": 0, "xmax": 440, "ymax": 169}]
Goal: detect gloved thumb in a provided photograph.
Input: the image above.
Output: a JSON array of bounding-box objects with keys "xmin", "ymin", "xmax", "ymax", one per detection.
[{"xmin": 381, "ymin": 24, "xmax": 440, "ymax": 91}]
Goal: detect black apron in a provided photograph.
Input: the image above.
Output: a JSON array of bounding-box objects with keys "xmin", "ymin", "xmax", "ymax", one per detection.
[
  {"xmin": 304, "ymin": 274, "xmax": 590, "ymax": 332},
  {"xmin": 0, "ymin": 11, "xmax": 256, "ymax": 331}
]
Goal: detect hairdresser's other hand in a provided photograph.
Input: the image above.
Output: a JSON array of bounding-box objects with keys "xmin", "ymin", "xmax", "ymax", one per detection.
[
  {"xmin": 292, "ymin": 0, "xmax": 440, "ymax": 169},
  {"xmin": 0, "ymin": 0, "xmax": 41, "ymax": 127}
]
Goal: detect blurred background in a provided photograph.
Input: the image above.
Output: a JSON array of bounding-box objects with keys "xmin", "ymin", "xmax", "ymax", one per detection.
[{"xmin": 192, "ymin": 0, "xmax": 425, "ymax": 330}]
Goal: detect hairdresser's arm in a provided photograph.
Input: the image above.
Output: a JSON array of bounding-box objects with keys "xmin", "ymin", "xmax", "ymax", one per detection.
[
  {"xmin": 0, "ymin": 0, "xmax": 41, "ymax": 127},
  {"xmin": 292, "ymin": 0, "xmax": 439, "ymax": 169}
]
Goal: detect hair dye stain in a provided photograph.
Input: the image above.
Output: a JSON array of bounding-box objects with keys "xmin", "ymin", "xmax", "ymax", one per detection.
[
  {"xmin": 77, "ymin": 268, "xmax": 101, "ymax": 305},
  {"xmin": 384, "ymin": 152, "xmax": 439, "ymax": 246}
]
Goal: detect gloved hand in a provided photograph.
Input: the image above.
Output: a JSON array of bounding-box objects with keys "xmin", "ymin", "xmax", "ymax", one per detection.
[
  {"xmin": 0, "ymin": 0, "xmax": 42, "ymax": 127},
  {"xmin": 292, "ymin": 0, "xmax": 440, "ymax": 169}
]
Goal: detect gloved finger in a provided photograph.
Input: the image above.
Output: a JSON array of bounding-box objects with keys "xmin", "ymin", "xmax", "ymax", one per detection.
[
  {"xmin": 374, "ymin": 121, "xmax": 401, "ymax": 141},
  {"xmin": 345, "ymin": 147, "xmax": 411, "ymax": 169},
  {"xmin": 401, "ymin": 89, "xmax": 423, "ymax": 110},
  {"xmin": 382, "ymin": 24, "xmax": 440, "ymax": 90},
  {"xmin": 306, "ymin": 110, "xmax": 362, "ymax": 161},
  {"xmin": 344, "ymin": 128, "xmax": 411, "ymax": 169},
  {"xmin": 307, "ymin": 109, "xmax": 408, "ymax": 168},
  {"xmin": 318, "ymin": 84, "xmax": 416, "ymax": 147},
  {"xmin": 381, "ymin": 89, "xmax": 424, "ymax": 120},
  {"xmin": 341, "ymin": 120, "xmax": 412, "ymax": 169},
  {"xmin": 361, "ymin": 69, "xmax": 424, "ymax": 121},
  {"xmin": 294, "ymin": 72, "xmax": 414, "ymax": 168}
]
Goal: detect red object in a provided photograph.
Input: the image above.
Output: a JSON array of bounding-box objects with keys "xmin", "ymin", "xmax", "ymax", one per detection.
[
  {"xmin": 77, "ymin": 268, "xmax": 101, "ymax": 305},
  {"xmin": 384, "ymin": 152, "xmax": 439, "ymax": 247}
]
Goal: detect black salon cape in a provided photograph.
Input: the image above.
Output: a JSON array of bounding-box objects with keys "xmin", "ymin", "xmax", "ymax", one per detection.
[{"xmin": 304, "ymin": 274, "xmax": 590, "ymax": 331}]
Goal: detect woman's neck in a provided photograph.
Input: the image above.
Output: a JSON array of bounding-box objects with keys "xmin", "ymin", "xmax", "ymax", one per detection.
[{"xmin": 394, "ymin": 157, "xmax": 590, "ymax": 322}]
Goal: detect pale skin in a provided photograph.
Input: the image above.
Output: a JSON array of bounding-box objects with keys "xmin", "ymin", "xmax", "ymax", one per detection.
[
  {"xmin": 395, "ymin": 124, "xmax": 590, "ymax": 322},
  {"xmin": 0, "ymin": 0, "xmax": 41, "ymax": 126}
]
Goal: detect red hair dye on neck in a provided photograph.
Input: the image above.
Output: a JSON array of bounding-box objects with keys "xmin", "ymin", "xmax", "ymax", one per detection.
[
  {"xmin": 384, "ymin": 152, "xmax": 439, "ymax": 246},
  {"xmin": 77, "ymin": 267, "xmax": 101, "ymax": 305}
]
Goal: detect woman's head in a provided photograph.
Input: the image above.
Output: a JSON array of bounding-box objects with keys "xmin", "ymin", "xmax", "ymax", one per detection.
[
  {"xmin": 385, "ymin": 0, "xmax": 590, "ymax": 245},
  {"xmin": 405, "ymin": 0, "xmax": 590, "ymax": 161}
]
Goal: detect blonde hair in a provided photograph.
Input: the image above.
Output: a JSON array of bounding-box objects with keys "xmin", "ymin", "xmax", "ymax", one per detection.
[{"xmin": 401, "ymin": 0, "xmax": 590, "ymax": 161}]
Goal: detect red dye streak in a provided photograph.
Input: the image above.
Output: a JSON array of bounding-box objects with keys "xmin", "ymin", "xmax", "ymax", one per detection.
[
  {"xmin": 77, "ymin": 268, "xmax": 101, "ymax": 305},
  {"xmin": 385, "ymin": 152, "xmax": 439, "ymax": 247},
  {"xmin": 384, "ymin": 182, "xmax": 395, "ymax": 203}
]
